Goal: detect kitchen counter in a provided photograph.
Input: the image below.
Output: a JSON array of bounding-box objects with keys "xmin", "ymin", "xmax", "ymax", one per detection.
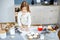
[{"xmin": 0, "ymin": 26, "xmax": 59, "ymax": 40}]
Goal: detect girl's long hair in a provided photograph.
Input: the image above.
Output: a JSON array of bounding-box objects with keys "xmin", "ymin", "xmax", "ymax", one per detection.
[{"xmin": 20, "ymin": 1, "xmax": 30, "ymax": 12}]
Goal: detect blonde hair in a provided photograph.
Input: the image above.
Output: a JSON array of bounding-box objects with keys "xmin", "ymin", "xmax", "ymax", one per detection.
[{"xmin": 20, "ymin": 1, "xmax": 30, "ymax": 12}]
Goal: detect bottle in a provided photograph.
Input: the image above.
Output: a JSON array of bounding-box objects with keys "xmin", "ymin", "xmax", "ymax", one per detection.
[
  {"xmin": 31, "ymin": 0, "xmax": 34, "ymax": 5},
  {"xmin": 54, "ymin": 2, "xmax": 57, "ymax": 5},
  {"xmin": 36, "ymin": 0, "xmax": 41, "ymax": 4},
  {"xmin": 50, "ymin": 0, "xmax": 54, "ymax": 5}
]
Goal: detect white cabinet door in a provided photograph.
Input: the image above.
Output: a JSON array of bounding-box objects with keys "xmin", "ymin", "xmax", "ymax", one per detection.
[
  {"xmin": 30, "ymin": 6, "xmax": 59, "ymax": 24},
  {"xmin": 41, "ymin": 6, "xmax": 59, "ymax": 24}
]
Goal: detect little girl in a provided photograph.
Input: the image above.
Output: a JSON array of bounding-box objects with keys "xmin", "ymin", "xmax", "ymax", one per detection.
[{"xmin": 18, "ymin": 1, "xmax": 31, "ymax": 32}]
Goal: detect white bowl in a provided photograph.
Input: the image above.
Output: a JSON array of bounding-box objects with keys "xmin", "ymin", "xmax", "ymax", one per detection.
[{"xmin": 0, "ymin": 32, "xmax": 6, "ymax": 39}]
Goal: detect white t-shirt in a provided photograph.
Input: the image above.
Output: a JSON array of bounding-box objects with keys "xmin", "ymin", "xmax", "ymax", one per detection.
[{"xmin": 18, "ymin": 11, "xmax": 31, "ymax": 27}]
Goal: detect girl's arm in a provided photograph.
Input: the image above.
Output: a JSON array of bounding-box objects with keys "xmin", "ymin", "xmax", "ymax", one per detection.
[
  {"xmin": 17, "ymin": 13, "xmax": 22, "ymax": 26},
  {"xmin": 28, "ymin": 13, "xmax": 31, "ymax": 27}
]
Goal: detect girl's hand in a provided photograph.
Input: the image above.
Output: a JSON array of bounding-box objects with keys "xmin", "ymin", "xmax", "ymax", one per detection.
[
  {"xmin": 20, "ymin": 26, "xmax": 29, "ymax": 31},
  {"xmin": 20, "ymin": 26, "xmax": 26, "ymax": 31},
  {"xmin": 20, "ymin": 26, "xmax": 23, "ymax": 31},
  {"xmin": 25, "ymin": 27, "xmax": 29, "ymax": 31}
]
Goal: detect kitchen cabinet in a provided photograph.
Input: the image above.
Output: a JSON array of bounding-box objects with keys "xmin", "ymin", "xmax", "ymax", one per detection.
[
  {"xmin": 30, "ymin": 6, "xmax": 60, "ymax": 24},
  {"xmin": 0, "ymin": 0, "xmax": 15, "ymax": 23}
]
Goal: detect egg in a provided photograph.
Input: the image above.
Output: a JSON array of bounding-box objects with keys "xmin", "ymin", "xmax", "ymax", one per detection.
[
  {"xmin": 28, "ymin": 36, "xmax": 33, "ymax": 40},
  {"xmin": 48, "ymin": 26, "xmax": 52, "ymax": 29},
  {"xmin": 33, "ymin": 35, "xmax": 37, "ymax": 38},
  {"xmin": 27, "ymin": 33, "xmax": 31, "ymax": 36},
  {"xmin": 35, "ymin": 33, "xmax": 39, "ymax": 35},
  {"xmin": 10, "ymin": 36, "xmax": 15, "ymax": 38},
  {"xmin": 31, "ymin": 32, "xmax": 35, "ymax": 35}
]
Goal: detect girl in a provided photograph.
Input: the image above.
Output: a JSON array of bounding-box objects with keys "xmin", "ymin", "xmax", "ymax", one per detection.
[{"xmin": 18, "ymin": 1, "xmax": 31, "ymax": 32}]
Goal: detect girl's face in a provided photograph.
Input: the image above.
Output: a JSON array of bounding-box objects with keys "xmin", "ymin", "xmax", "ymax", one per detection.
[{"xmin": 22, "ymin": 7, "xmax": 27, "ymax": 13}]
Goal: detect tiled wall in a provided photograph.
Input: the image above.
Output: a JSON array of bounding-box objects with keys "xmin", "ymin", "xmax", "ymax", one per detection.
[
  {"xmin": 14, "ymin": 0, "xmax": 36, "ymax": 5},
  {"xmin": 14, "ymin": 0, "xmax": 57, "ymax": 5}
]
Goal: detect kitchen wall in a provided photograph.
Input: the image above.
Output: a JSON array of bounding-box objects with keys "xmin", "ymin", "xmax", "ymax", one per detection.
[
  {"xmin": 14, "ymin": 0, "xmax": 57, "ymax": 5},
  {"xmin": 0, "ymin": 0, "xmax": 15, "ymax": 23},
  {"xmin": 30, "ymin": 6, "xmax": 59, "ymax": 25},
  {"xmin": 14, "ymin": 0, "xmax": 36, "ymax": 5},
  {"xmin": 57, "ymin": 0, "xmax": 60, "ymax": 27}
]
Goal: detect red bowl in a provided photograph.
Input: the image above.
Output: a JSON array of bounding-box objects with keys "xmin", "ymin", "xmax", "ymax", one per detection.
[{"xmin": 38, "ymin": 27, "xmax": 43, "ymax": 31}]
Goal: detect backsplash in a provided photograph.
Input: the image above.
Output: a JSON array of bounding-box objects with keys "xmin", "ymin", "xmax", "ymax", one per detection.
[
  {"xmin": 14, "ymin": 0, "xmax": 36, "ymax": 5},
  {"xmin": 14, "ymin": 0, "xmax": 57, "ymax": 5}
]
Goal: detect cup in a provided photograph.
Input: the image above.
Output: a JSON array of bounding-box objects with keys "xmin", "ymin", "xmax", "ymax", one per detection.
[
  {"xmin": 9, "ymin": 27, "xmax": 15, "ymax": 35},
  {"xmin": 0, "ymin": 31, "xmax": 6, "ymax": 39}
]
